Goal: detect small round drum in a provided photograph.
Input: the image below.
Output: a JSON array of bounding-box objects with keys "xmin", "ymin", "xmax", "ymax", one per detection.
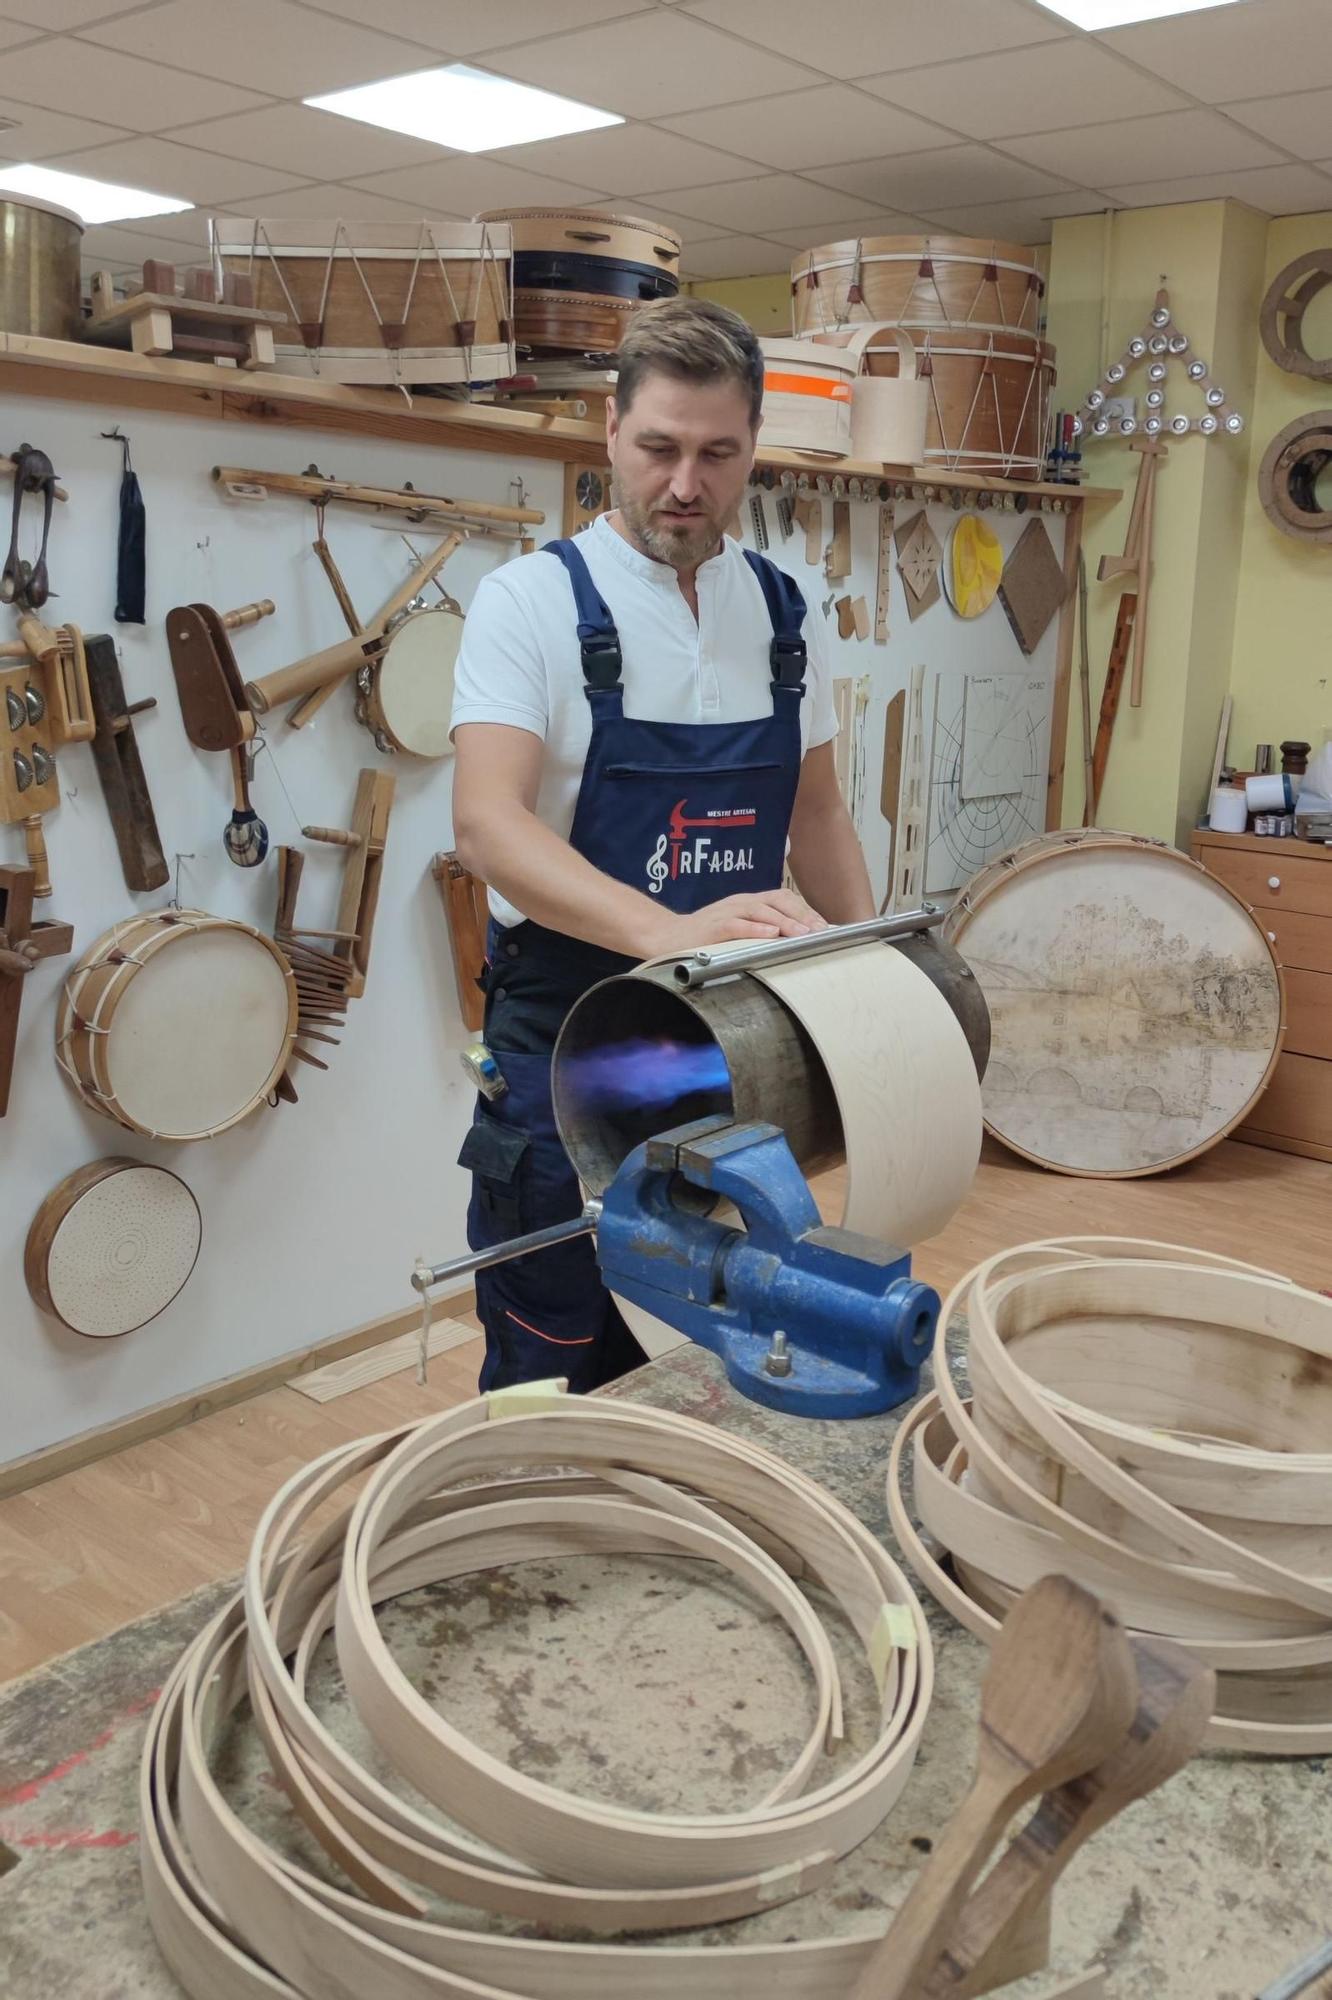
[
  {"xmin": 56, "ymin": 911, "xmax": 297, "ymax": 1142},
  {"xmin": 25, "ymin": 1157, "xmax": 201, "ymax": 1337},
  {"xmin": 944, "ymin": 830, "xmax": 1284, "ymax": 1177},
  {"xmin": 477, "ymin": 207, "xmax": 681, "ymax": 354},
  {"xmin": 357, "ymin": 600, "xmax": 463, "ymax": 758}
]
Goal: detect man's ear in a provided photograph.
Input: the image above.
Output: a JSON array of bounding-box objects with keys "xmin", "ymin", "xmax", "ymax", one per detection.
[{"xmin": 605, "ymin": 394, "xmax": 619, "ymax": 458}]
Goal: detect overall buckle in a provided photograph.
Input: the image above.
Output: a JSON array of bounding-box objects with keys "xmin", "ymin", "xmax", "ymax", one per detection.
[
  {"xmin": 580, "ymin": 633, "xmax": 623, "ymax": 689},
  {"xmin": 770, "ymin": 634, "xmax": 807, "ymax": 688}
]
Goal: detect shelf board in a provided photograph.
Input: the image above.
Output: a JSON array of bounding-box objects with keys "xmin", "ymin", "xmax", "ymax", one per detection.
[{"xmin": 0, "ymin": 331, "xmax": 1120, "ymax": 503}]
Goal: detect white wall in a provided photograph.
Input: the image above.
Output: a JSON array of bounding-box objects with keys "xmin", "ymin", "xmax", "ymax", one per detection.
[{"xmin": 2, "ymin": 383, "xmax": 1067, "ymax": 1466}]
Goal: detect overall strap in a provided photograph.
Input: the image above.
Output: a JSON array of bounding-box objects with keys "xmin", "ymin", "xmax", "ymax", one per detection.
[
  {"xmin": 742, "ymin": 549, "xmax": 808, "ymax": 690},
  {"xmin": 544, "ymin": 537, "xmax": 623, "ymax": 690}
]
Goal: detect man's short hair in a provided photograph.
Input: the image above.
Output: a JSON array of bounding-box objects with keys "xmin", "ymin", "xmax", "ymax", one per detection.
[{"xmin": 614, "ymin": 295, "xmax": 764, "ymax": 430}]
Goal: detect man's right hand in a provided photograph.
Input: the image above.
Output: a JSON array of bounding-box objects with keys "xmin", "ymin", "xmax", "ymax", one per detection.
[{"xmin": 639, "ymin": 888, "xmax": 829, "ymax": 958}]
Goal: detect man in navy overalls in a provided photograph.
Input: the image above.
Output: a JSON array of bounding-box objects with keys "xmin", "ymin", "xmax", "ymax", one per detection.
[{"xmin": 451, "ymin": 297, "xmax": 876, "ymax": 1392}]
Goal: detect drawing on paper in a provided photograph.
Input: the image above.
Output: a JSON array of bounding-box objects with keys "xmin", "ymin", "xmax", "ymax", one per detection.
[{"xmin": 927, "ymin": 670, "xmax": 1050, "ymax": 891}]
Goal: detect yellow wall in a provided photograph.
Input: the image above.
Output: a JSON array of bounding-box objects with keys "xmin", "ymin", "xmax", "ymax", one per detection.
[
  {"xmin": 686, "ymin": 272, "xmax": 791, "ymax": 333},
  {"xmin": 1228, "ymin": 212, "xmax": 1332, "ymax": 764}
]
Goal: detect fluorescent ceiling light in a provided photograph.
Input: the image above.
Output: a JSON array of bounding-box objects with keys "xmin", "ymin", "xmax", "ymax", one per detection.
[
  {"xmin": 306, "ymin": 63, "xmax": 622, "ymax": 154},
  {"xmin": 1036, "ymin": 0, "xmax": 1245, "ymax": 24},
  {"xmin": 0, "ymin": 161, "xmax": 193, "ymax": 224}
]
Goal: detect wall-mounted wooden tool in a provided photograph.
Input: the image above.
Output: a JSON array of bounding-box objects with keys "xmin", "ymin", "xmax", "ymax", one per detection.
[
  {"xmin": 244, "ymin": 535, "xmax": 460, "ymax": 725},
  {"xmin": 1, "ymin": 443, "xmax": 62, "ymax": 610},
  {"xmin": 1096, "ymin": 438, "xmax": 1164, "ymax": 712},
  {"xmin": 848, "ymin": 1576, "xmax": 1138, "ymax": 2000},
  {"xmin": 270, "ymin": 846, "xmax": 346, "ymax": 1102},
  {"xmin": 432, "ymin": 851, "xmax": 488, "ymax": 1032},
  {"xmin": 14, "ymin": 615, "xmax": 93, "ymax": 744},
  {"xmin": 1, "ymin": 653, "xmax": 61, "ymax": 903},
  {"xmin": 284, "ymin": 523, "xmax": 362, "ymax": 730},
  {"xmin": 212, "ymin": 464, "xmax": 545, "ymax": 540},
  {"xmin": 875, "ymin": 501, "xmax": 893, "ymax": 643},
  {"xmin": 86, "ymin": 265, "xmax": 283, "ymax": 369},
  {"xmin": 82, "ymin": 633, "xmax": 168, "ymax": 893},
  {"xmin": 0, "ymin": 862, "xmax": 72, "ymax": 1115},
  {"xmin": 825, "ymin": 498, "xmax": 852, "ymax": 582},
  {"xmin": 166, "ymin": 598, "xmax": 275, "ymax": 866},
  {"xmin": 795, "ymin": 493, "xmax": 822, "ymax": 568},
  {"xmin": 298, "ymin": 769, "xmax": 395, "ymax": 1000}
]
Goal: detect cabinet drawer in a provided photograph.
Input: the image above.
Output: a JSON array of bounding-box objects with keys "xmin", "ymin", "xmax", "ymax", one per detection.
[
  {"xmin": 1240, "ymin": 1050, "xmax": 1332, "ymax": 1149},
  {"xmin": 1285, "ymin": 967, "xmax": 1332, "ymax": 1061},
  {"xmin": 1202, "ymin": 845, "xmax": 1332, "ymax": 920},
  {"xmin": 1252, "ymin": 904, "xmax": 1332, "ymax": 976}
]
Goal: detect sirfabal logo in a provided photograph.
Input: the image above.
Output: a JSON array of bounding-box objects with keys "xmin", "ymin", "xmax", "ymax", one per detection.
[{"xmin": 646, "ymin": 797, "xmax": 758, "ymax": 895}]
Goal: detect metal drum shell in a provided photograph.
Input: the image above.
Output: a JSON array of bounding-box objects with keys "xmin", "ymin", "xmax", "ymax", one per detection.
[{"xmin": 0, "ymin": 193, "xmax": 82, "ymax": 340}]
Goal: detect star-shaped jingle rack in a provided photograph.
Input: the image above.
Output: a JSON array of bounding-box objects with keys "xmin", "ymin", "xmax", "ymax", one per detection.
[{"xmin": 1072, "ymin": 287, "xmax": 1246, "ymax": 445}]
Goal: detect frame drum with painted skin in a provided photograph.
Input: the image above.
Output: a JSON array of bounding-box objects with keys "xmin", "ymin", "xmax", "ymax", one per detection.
[
  {"xmin": 944, "ymin": 830, "xmax": 1284, "ymax": 1176},
  {"xmin": 56, "ymin": 910, "xmax": 297, "ymax": 1142},
  {"xmin": 25, "ymin": 1157, "xmax": 201, "ymax": 1337},
  {"xmin": 358, "ymin": 601, "xmax": 462, "ymax": 758}
]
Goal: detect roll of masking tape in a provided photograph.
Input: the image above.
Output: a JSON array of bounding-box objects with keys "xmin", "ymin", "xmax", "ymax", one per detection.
[
  {"xmin": 1245, "ymin": 773, "xmax": 1295, "ymax": 813},
  {"xmin": 1210, "ymin": 786, "xmax": 1249, "ymax": 833}
]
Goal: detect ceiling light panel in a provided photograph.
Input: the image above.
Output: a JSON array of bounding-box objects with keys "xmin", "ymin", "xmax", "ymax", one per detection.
[
  {"xmin": 1035, "ymin": 0, "xmax": 1245, "ymax": 26},
  {"xmin": 0, "ymin": 160, "xmax": 191, "ymax": 222},
  {"xmin": 306, "ymin": 64, "xmax": 622, "ymax": 154}
]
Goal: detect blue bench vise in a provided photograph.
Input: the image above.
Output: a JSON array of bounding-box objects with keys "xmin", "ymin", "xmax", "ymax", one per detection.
[{"xmin": 595, "ymin": 1113, "xmax": 940, "ymax": 1419}]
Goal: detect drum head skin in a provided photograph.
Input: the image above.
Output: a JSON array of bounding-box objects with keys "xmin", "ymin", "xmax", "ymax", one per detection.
[
  {"xmin": 377, "ymin": 606, "xmax": 463, "ymax": 758},
  {"xmin": 26, "ymin": 1159, "xmax": 201, "ymax": 1337}
]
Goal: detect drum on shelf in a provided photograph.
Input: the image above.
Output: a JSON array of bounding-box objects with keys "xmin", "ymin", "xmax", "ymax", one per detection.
[
  {"xmin": 356, "ymin": 600, "xmax": 463, "ymax": 759},
  {"xmin": 0, "ymin": 192, "xmax": 83, "ymax": 340},
  {"xmin": 211, "ymin": 217, "xmax": 515, "ymax": 387},
  {"xmin": 815, "ymin": 323, "xmax": 1056, "ymax": 480},
  {"xmin": 791, "ymin": 234, "xmax": 1045, "ymax": 337},
  {"xmin": 476, "ymin": 207, "xmax": 681, "ymax": 354},
  {"xmin": 25, "ymin": 1157, "xmax": 201, "ymax": 1337},
  {"xmin": 56, "ymin": 910, "xmax": 297, "ymax": 1142},
  {"xmin": 944, "ymin": 829, "xmax": 1284, "ymax": 1178}
]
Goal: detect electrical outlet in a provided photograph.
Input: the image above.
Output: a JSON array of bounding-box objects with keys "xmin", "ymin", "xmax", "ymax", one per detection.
[{"xmin": 1101, "ymin": 395, "xmax": 1137, "ymax": 426}]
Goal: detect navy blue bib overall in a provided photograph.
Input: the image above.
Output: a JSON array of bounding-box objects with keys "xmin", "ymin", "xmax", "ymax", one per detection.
[{"xmin": 460, "ymin": 534, "xmax": 808, "ymax": 1392}]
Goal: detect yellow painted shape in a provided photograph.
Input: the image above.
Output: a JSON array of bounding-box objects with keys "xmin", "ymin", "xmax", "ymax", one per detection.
[{"xmin": 947, "ymin": 514, "xmax": 1003, "ymax": 619}]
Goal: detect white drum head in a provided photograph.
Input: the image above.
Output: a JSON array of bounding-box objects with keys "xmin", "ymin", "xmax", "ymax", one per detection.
[
  {"xmin": 45, "ymin": 1164, "xmax": 201, "ymax": 1337},
  {"xmin": 108, "ymin": 925, "xmax": 293, "ymax": 1139},
  {"xmin": 379, "ymin": 606, "xmax": 463, "ymax": 758}
]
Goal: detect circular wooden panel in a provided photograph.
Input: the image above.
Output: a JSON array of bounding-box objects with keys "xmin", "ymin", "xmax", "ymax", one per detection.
[
  {"xmin": 1257, "ymin": 410, "xmax": 1332, "ymax": 545},
  {"xmin": 944, "ymin": 830, "xmax": 1284, "ymax": 1176},
  {"xmin": 944, "ymin": 514, "xmax": 1003, "ymax": 618},
  {"xmin": 25, "ymin": 1157, "xmax": 201, "ymax": 1337},
  {"xmin": 1259, "ymin": 249, "xmax": 1332, "ymax": 379}
]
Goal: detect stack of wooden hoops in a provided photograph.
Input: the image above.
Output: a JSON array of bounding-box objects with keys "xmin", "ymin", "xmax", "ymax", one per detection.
[
  {"xmin": 888, "ymin": 1238, "xmax": 1332, "ymax": 1757},
  {"xmin": 142, "ymin": 1391, "xmax": 934, "ymax": 1999}
]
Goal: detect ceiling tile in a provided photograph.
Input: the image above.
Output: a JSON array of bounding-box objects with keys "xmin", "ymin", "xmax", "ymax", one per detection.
[
  {"xmin": 679, "ymin": 232, "xmax": 788, "ymax": 279},
  {"xmin": 304, "ymin": 0, "xmax": 653, "ymax": 53},
  {"xmin": 681, "ymin": 0, "xmax": 1065, "ymax": 80},
  {"xmin": 924, "ymin": 190, "xmax": 1110, "ymax": 243},
  {"xmin": 1104, "ymin": 0, "xmax": 1332, "ymax": 104},
  {"xmin": 225, "ymin": 182, "xmax": 448, "ymax": 220},
  {"xmin": 813, "ymin": 144, "xmax": 1073, "ymax": 211},
  {"xmin": 78, "ymin": 220, "xmax": 217, "ymax": 265},
  {"xmin": 43, "ymin": 135, "xmax": 306, "ymax": 205},
  {"xmin": 652, "ymin": 171, "xmax": 887, "ymax": 232},
  {"xmin": 0, "ymin": 19, "xmax": 40, "ymax": 47},
  {"xmin": 603, "ymin": 198, "xmax": 735, "ymax": 243},
  {"xmin": 177, "ymin": 104, "xmax": 452, "ymax": 182},
  {"xmin": 1225, "ymin": 87, "xmax": 1332, "ymax": 160},
  {"xmin": 81, "ymin": 0, "xmax": 439, "ymax": 98},
  {"xmin": 3, "ymin": 0, "xmax": 150, "ymax": 24},
  {"xmin": 861, "ymin": 40, "xmax": 1187, "ymax": 140},
  {"xmin": 0, "ymin": 37, "xmax": 271, "ymax": 128},
  {"xmin": 764, "ymin": 210, "xmax": 930, "ymax": 248},
  {"xmin": 1105, "ymin": 162, "xmax": 1332, "ymax": 215},
  {"xmin": 491, "ymin": 124, "xmax": 753, "ymax": 196},
  {"xmin": 1000, "ymin": 109, "xmax": 1283, "ymax": 186},
  {"xmin": 0, "ymin": 94, "xmax": 129, "ymax": 158},
  {"xmin": 347, "ymin": 157, "xmax": 608, "ymax": 214},
  {"xmin": 475, "ymin": 12, "xmax": 820, "ymax": 117},
  {"xmin": 657, "ymin": 84, "xmax": 957, "ymax": 172},
  {"xmin": 109, "ymin": 206, "xmax": 213, "ymax": 248}
]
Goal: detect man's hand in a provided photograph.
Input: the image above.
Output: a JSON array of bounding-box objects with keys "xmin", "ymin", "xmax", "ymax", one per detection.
[{"xmin": 639, "ymin": 888, "xmax": 828, "ymax": 958}]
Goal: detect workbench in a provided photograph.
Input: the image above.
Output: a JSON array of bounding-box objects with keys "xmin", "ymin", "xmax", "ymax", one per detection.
[{"xmin": 0, "ymin": 1340, "xmax": 1326, "ymax": 1998}]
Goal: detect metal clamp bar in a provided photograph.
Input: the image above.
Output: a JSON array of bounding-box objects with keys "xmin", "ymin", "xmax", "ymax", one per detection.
[
  {"xmin": 669, "ymin": 906, "xmax": 945, "ymax": 989},
  {"xmin": 412, "ymin": 1199, "xmax": 602, "ymax": 1294},
  {"xmin": 1258, "ymin": 1939, "xmax": 1332, "ymax": 2000}
]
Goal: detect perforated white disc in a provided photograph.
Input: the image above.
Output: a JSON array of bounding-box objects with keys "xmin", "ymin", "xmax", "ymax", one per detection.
[{"xmin": 43, "ymin": 1164, "xmax": 201, "ymax": 1337}]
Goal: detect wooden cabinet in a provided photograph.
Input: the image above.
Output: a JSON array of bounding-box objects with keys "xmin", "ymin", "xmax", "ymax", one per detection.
[{"xmin": 1192, "ymin": 829, "xmax": 1332, "ymax": 1162}]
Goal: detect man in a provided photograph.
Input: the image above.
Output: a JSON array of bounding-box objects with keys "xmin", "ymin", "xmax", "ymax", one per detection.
[{"xmin": 450, "ymin": 295, "xmax": 875, "ymax": 1393}]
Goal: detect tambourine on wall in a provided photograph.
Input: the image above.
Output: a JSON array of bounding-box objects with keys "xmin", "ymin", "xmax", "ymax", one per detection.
[{"xmin": 1257, "ymin": 251, "xmax": 1332, "ymax": 547}]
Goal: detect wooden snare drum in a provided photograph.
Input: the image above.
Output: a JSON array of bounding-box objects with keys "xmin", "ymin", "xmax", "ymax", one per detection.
[
  {"xmin": 56, "ymin": 911, "xmax": 297, "ymax": 1141},
  {"xmin": 25, "ymin": 1157, "xmax": 201, "ymax": 1336},
  {"xmin": 792, "ymin": 234, "xmax": 1045, "ymax": 336},
  {"xmin": 211, "ymin": 217, "xmax": 514, "ymax": 386},
  {"xmin": 356, "ymin": 601, "xmax": 463, "ymax": 759},
  {"xmin": 476, "ymin": 207, "xmax": 681, "ymax": 353},
  {"xmin": 944, "ymin": 830, "xmax": 1284, "ymax": 1177}
]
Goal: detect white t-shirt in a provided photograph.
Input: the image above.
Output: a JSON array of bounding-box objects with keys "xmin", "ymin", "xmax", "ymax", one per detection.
[{"xmin": 450, "ymin": 513, "xmax": 838, "ymax": 926}]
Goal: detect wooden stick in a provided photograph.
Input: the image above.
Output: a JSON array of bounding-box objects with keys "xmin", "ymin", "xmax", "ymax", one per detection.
[
  {"xmin": 211, "ymin": 464, "xmax": 546, "ymax": 526},
  {"xmin": 303, "ymin": 825, "xmax": 362, "ymax": 849},
  {"xmin": 22, "ymin": 816, "xmax": 51, "ymax": 899},
  {"xmin": 286, "ymin": 536, "xmax": 362, "ymax": 729},
  {"xmin": 1088, "ymin": 591, "xmax": 1135, "ymax": 821},
  {"xmin": 1128, "ymin": 448, "xmax": 1158, "ymax": 710},
  {"xmin": 1077, "ymin": 550, "xmax": 1094, "ymax": 828},
  {"xmin": 220, "ymin": 599, "xmax": 275, "ymax": 631}
]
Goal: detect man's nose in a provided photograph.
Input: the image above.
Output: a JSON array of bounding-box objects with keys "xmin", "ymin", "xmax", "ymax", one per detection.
[{"xmin": 670, "ymin": 460, "xmax": 702, "ymax": 501}]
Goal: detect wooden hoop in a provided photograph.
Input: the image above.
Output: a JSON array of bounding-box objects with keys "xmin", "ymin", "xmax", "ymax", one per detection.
[
  {"xmin": 1257, "ymin": 411, "xmax": 1332, "ymax": 545},
  {"xmin": 1259, "ymin": 250, "xmax": 1332, "ymax": 379},
  {"xmin": 24, "ymin": 1156, "xmax": 201, "ymax": 1336}
]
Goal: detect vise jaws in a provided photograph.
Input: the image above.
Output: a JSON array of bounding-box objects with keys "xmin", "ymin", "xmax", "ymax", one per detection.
[{"xmin": 597, "ymin": 1114, "xmax": 939, "ymax": 1418}]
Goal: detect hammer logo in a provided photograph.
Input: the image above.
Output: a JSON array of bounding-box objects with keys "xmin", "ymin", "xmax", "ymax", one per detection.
[{"xmin": 645, "ymin": 798, "xmax": 758, "ymax": 894}]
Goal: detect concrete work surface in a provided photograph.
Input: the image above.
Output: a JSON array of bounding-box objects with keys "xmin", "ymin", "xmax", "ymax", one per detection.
[{"xmin": 0, "ymin": 1340, "xmax": 1328, "ymax": 1999}]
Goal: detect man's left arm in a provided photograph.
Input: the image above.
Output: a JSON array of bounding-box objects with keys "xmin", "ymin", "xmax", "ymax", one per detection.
[{"xmin": 787, "ymin": 741, "xmax": 877, "ymax": 924}]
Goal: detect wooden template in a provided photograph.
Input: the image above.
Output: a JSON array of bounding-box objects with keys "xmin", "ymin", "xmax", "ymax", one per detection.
[
  {"xmin": 942, "ymin": 515, "xmax": 1003, "ymax": 621},
  {"xmin": 998, "ymin": 517, "xmax": 1068, "ymax": 657},
  {"xmin": 887, "ymin": 664, "xmax": 927, "ymax": 910},
  {"xmin": 825, "ymin": 499, "xmax": 852, "ymax": 582},
  {"xmin": 875, "ymin": 501, "xmax": 893, "ymax": 643},
  {"xmin": 896, "ymin": 510, "xmax": 942, "ymax": 620}
]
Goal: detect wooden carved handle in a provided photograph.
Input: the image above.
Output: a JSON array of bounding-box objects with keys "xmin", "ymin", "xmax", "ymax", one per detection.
[
  {"xmin": 244, "ymin": 632, "xmax": 371, "ymax": 715},
  {"xmin": 221, "ymin": 598, "xmax": 276, "ymax": 630},
  {"xmin": 23, "ymin": 815, "xmax": 51, "ymax": 898},
  {"xmin": 302, "ymin": 824, "xmax": 362, "ymax": 849}
]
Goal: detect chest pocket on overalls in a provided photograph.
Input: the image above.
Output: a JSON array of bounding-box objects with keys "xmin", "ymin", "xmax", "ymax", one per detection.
[{"xmin": 458, "ymin": 1114, "xmax": 528, "ymax": 1237}]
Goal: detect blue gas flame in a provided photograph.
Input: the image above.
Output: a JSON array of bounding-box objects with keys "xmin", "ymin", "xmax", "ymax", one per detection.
[{"xmin": 563, "ymin": 1037, "xmax": 731, "ymax": 1116}]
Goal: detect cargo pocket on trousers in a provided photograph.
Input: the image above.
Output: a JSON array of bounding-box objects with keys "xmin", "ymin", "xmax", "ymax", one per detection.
[{"xmin": 458, "ymin": 1113, "xmax": 529, "ymax": 1238}]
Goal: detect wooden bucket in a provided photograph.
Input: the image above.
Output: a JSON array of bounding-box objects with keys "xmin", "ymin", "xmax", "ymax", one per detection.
[
  {"xmin": 211, "ymin": 216, "xmax": 514, "ymax": 386},
  {"xmin": 476, "ymin": 206, "xmax": 681, "ymax": 354},
  {"xmin": 791, "ymin": 233, "xmax": 1045, "ymax": 336},
  {"xmin": 943, "ymin": 829, "xmax": 1285, "ymax": 1176}
]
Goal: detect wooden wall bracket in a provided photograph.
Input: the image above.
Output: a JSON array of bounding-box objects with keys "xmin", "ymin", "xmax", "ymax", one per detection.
[{"xmin": 83, "ymin": 633, "xmax": 168, "ymax": 893}]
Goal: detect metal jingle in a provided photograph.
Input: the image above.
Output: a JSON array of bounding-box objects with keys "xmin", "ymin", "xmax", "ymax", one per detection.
[
  {"xmin": 1151, "ymin": 304, "xmax": 1171, "ymax": 327},
  {"xmin": 1071, "ymin": 415, "xmax": 1085, "ymax": 436},
  {"xmin": 1168, "ymin": 332, "xmax": 1189, "ymax": 354},
  {"xmin": 1149, "ymin": 333, "xmax": 1169, "ymax": 354},
  {"xmin": 1206, "ymin": 385, "xmax": 1226, "ymax": 406},
  {"xmin": 1128, "ymin": 336, "xmax": 1147, "ymax": 357},
  {"xmin": 1106, "ymin": 361, "xmax": 1126, "ymax": 382},
  {"xmin": 23, "ymin": 681, "xmax": 44, "ymax": 723},
  {"xmin": 1087, "ymin": 386, "xmax": 1105, "ymax": 408},
  {"xmin": 1225, "ymin": 412, "xmax": 1246, "ymax": 434},
  {"xmin": 1146, "ymin": 388, "xmax": 1165, "ymax": 408},
  {"xmin": 4, "ymin": 687, "xmax": 23, "ymax": 732},
  {"xmin": 1171, "ymin": 413, "xmax": 1192, "ymax": 434},
  {"xmin": 1188, "ymin": 358, "xmax": 1208, "ymax": 380},
  {"xmin": 1144, "ymin": 416, "xmax": 1163, "ymax": 436},
  {"xmin": 1199, "ymin": 414, "xmax": 1219, "ymax": 435},
  {"xmin": 31, "ymin": 742, "xmax": 54, "ymax": 784},
  {"xmin": 12, "ymin": 747, "xmax": 32, "ymax": 791},
  {"xmin": 1119, "ymin": 415, "xmax": 1138, "ymax": 434},
  {"xmin": 1148, "ymin": 360, "xmax": 1167, "ymax": 381},
  {"xmin": 1093, "ymin": 416, "xmax": 1111, "ymax": 435}
]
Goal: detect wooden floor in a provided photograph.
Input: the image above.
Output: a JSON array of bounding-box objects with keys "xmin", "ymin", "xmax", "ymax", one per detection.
[{"xmin": 2, "ymin": 1137, "xmax": 1328, "ymax": 1686}]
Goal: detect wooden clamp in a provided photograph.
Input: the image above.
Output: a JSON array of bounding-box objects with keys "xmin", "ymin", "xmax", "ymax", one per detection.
[
  {"xmin": 432, "ymin": 851, "xmax": 488, "ymax": 1032},
  {"xmin": 166, "ymin": 599, "xmax": 271, "ymax": 752},
  {"xmin": 83, "ymin": 633, "xmax": 169, "ymax": 893}
]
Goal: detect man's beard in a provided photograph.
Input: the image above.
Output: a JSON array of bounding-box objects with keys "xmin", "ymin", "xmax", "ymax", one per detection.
[{"xmin": 613, "ymin": 478, "xmax": 721, "ymax": 571}]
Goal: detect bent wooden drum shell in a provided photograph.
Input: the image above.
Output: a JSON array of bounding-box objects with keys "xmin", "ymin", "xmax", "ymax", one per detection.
[
  {"xmin": 213, "ymin": 216, "xmax": 515, "ymax": 386},
  {"xmin": 792, "ymin": 234, "xmax": 1045, "ymax": 336},
  {"xmin": 55, "ymin": 910, "xmax": 297, "ymax": 1141},
  {"xmin": 477, "ymin": 206, "xmax": 681, "ymax": 353},
  {"xmin": 944, "ymin": 829, "xmax": 1284, "ymax": 1175}
]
